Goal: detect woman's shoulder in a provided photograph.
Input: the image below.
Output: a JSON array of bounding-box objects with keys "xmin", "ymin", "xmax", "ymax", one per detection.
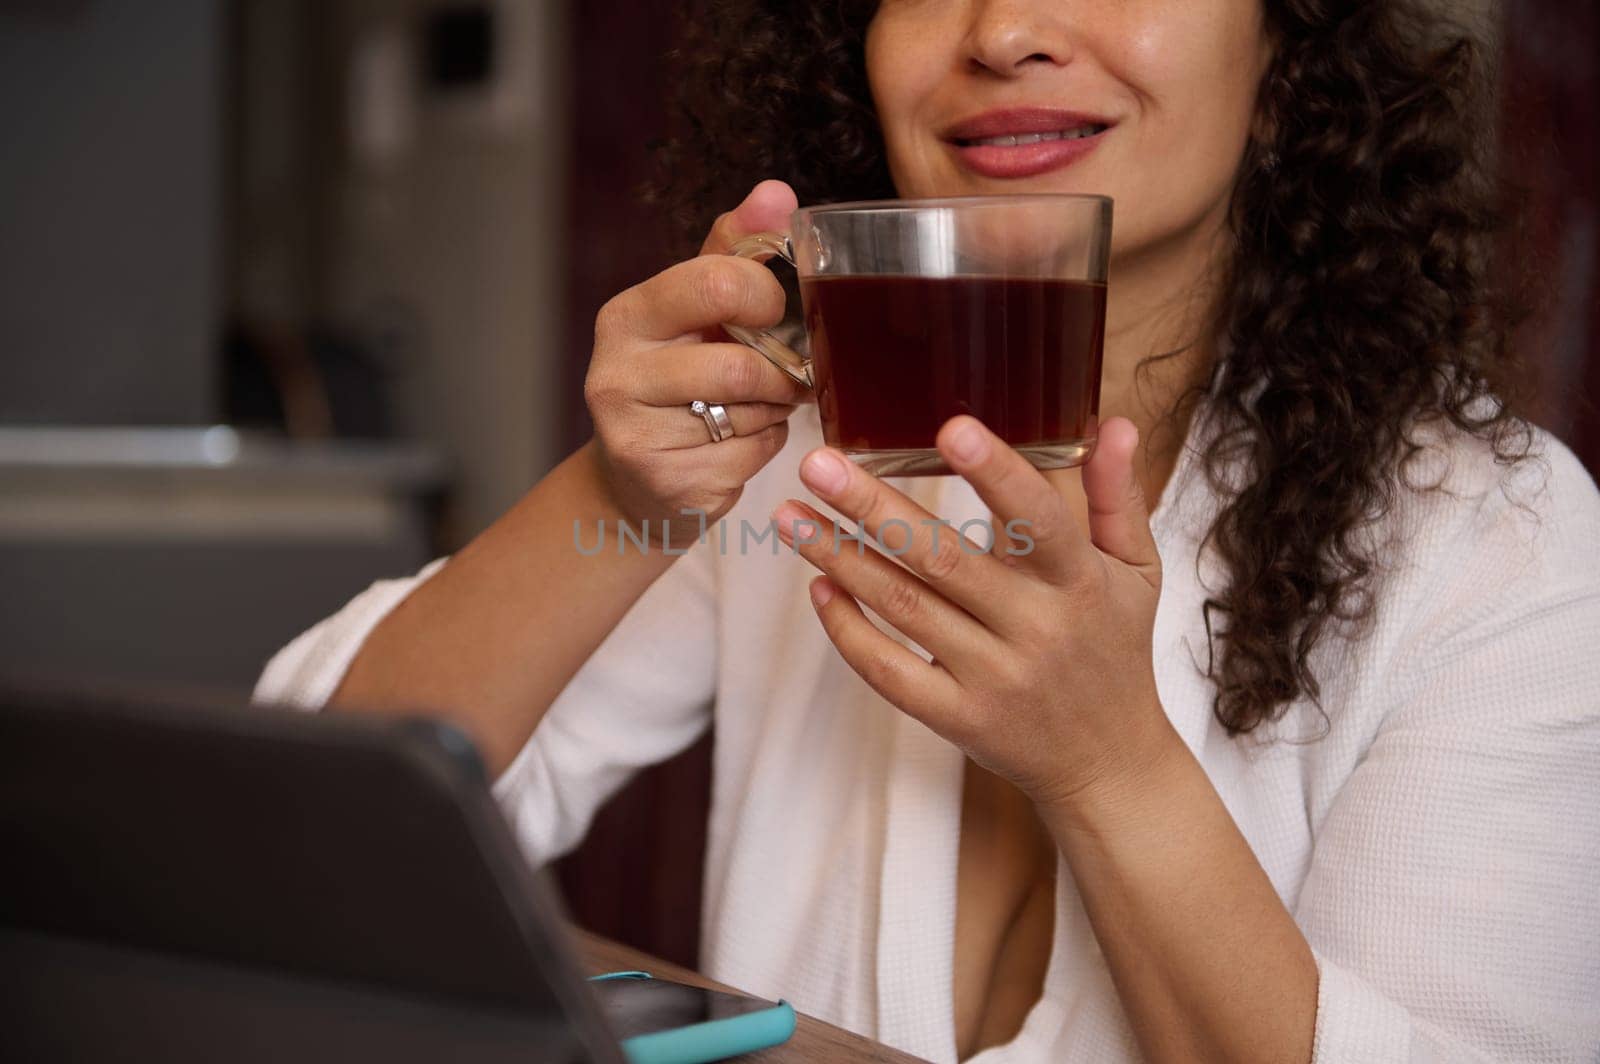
[
  {"xmin": 1266, "ymin": 417, "xmax": 1600, "ymax": 753},
  {"xmin": 1391, "ymin": 415, "xmax": 1600, "ymax": 583},
  {"xmin": 1349, "ymin": 416, "xmax": 1600, "ymax": 723}
]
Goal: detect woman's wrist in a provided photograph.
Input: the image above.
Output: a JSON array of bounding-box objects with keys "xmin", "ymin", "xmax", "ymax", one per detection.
[
  {"xmin": 1032, "ymin": 702, "xmax": 1195, "ymax": 847},
  {"xmin": 1031, "ymin": 700, "xmax": 1320, "ymax": 1064},
  {"xmin": 580, "ymin": 436, "xmax": 718, "ymax": 555},
  {"xmin": 575, "ymin": 437, "xmax": 634, "ymax": 525}
]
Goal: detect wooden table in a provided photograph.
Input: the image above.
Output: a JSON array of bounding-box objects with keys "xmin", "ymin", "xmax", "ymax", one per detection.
[{"xmin": 571, "ymin": 927, "xmax": 930, "ymax": 1063}]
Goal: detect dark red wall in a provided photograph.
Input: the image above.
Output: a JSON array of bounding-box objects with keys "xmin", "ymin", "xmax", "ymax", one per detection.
[
  {"xmin": 1499, "ymin": 0, "xmax": 1599, "ymax": 471},
  {"xmin": 552, "ymin": 1, "xmax": 711, "ymax": 969}
]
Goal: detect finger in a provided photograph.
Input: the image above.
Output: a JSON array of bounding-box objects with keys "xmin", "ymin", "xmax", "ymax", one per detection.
[
  {"xmin": 934, "ymin": 416, "xmax": 1086, "ymax": 579},
  {"xmin": 1081, "ymin": 417, "xmax": 1161, "ymax": 583},
  {"xmin": 772, "ymin": 499, "xmax": 999, "ymax": 674},
  {"xmin": 699, "ymin": 180, "xmax": 799, "ymax": 256},
  {"xmin": 805, "ymin": 575, "xmax": 966, "ymax": 734},
  {"xmin": 663, "ymin": 401, "xmax": 796, "ymax": 450},
  {"xmin": 637, "ymin": 342, "xmax": 810, "ymax": 407},
  {"xmin": 795, "ymin": 447, "xmax": 1021, "ymax": 630},
  {"xmin": 652, "ymin": 421, "xmax": 792, "ymax": 502},
  {"xmin": 599, "ymin": 255, "xmax": 787, "ymax": 347}
]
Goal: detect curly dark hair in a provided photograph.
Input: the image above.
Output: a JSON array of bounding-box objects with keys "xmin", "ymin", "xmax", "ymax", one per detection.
[{"xmin": 650, "ymin": 0, "xmax": 1533, "ymax": 736}]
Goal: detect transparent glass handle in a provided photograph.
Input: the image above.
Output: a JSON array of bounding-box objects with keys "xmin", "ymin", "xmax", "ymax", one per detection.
[{"xmin": 724, "ymin": 233, "xmax": 813, "ymax": 389}]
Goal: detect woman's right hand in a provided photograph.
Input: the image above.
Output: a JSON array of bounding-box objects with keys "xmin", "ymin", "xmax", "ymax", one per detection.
[{"xmin": 584, "ymin": 180, "xmax": 808, "ymax": 545}]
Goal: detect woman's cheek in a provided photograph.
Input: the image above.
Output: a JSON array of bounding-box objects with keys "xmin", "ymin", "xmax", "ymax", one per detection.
[{"xmin": 865, "ymin": 40, "xmax": 947, "ymax": 194}]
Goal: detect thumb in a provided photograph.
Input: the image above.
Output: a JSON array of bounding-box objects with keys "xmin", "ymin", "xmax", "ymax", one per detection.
[
  {"xmin": 699, "ymin": 179, "xmax": 799, "ymax": 256},
  {"xmin": 1082, "ymin": 417, "xmax": 1161, "ymax": 581}
]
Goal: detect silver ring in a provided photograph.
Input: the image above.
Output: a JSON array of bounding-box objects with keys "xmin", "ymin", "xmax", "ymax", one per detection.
[{"xmin": 690, "ymin": 400, "xmax": 734, "ymax": 443}]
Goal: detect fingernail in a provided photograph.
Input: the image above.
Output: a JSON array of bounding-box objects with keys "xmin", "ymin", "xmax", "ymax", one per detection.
[
  {"xmin": 950, "ymin": 420, "xmax": 989, "ymax": 464},
  {"xmin": 771, "ymin": 501, "xmax": 805, "ymax": 545},
  {"xmin": 800, "ymin": 450, "xmax": 849, "ymax": 495},
  {"xmin": 810, "ymin": 577, "xmax": 835, "ymax": 607}
]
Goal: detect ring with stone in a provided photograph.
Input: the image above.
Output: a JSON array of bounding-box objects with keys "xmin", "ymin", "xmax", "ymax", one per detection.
[{"xmin": 690, "ymin": 400, "xmax": 735, "ymax": 443}]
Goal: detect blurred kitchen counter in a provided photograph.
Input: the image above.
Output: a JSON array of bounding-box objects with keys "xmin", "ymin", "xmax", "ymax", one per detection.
[{"xmin": 0, "ymin": 425, "xmax": 447, "ymax": 694}]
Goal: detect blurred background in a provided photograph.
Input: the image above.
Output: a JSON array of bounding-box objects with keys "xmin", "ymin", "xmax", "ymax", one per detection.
[{"xmin": 0, "ymin": 0, "xmax": 1594, "ymax": 969}]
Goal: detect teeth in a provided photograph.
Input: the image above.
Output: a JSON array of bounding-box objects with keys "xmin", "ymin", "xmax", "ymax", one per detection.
[{"xmin": 967, "ymin": 125, "xmax": 1102, "ymax": 147}]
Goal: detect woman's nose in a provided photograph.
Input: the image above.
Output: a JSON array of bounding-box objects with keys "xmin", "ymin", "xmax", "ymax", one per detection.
[{"xmin": 961, "ymin": 0, "xmax": 1074, "ymax": 77}]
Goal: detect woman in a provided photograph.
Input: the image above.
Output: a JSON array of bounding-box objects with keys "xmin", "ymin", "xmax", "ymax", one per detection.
[{"xmin": 257, "ymin": 1, "xmax": 1600, "ymax": 1060}]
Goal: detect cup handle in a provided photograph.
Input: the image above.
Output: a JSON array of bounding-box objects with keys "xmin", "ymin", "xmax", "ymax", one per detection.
[{"xmin": 724, "ymin": 233, "xmax": 813, "ymax": 390}]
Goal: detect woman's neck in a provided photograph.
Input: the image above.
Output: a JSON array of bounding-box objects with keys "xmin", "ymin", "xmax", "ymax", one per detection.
[
  {"xmin": 1037, "ymin": 217, "xmax": 1226, "ymax": 522},
  {"xmin": 1095, "ymin": 222, "xmax": 1231, "ymax": 505}
]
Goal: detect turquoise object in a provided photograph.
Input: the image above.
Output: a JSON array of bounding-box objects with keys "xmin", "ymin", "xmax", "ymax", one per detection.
[{"xmin": 587, "ymin": 971, "xmax": 798, "ymax": 1064}]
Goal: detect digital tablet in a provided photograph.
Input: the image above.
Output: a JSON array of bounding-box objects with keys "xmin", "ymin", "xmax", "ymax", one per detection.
[{"xmin": 0, "ymin": 684, "xmax": 792, "ymax": 1063}]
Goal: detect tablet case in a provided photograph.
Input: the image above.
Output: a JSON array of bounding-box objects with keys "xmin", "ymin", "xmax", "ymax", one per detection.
[{"xmin": 0, "ymin": 684, "xmax": 627, "ymax": 1063}]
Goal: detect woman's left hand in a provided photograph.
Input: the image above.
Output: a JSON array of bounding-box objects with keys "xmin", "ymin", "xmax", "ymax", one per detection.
[{"xmin": 772, "ymin": 414, "xmax": 1177, "ymax": 813}]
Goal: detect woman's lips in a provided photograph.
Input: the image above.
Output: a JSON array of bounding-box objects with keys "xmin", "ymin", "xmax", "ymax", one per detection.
[{"xmin": 942, "ymin": 107, "xmax": 1111, "ymax": 180}]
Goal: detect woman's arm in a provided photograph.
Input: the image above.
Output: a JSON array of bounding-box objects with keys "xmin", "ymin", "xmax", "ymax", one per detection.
[
  {"xmin": 260, "ymin": 433, "xmax": 724, "ymax": 866},
  {"xmin": 775, "ymin": 415, "xmax": 1315, "ymax": 1059},
  {"xmin": 328, "ymin": 440, "xmax": 677, "ymax": 775},
  {"xmin": 1038, "ymin": 727, "xmax": 1318, "ymax": 1063},
  {"xmin": 312, "ymin": 180, "xmax": 808, "ymax": 777},
  {"xmin": 1044, "ymin": 546, "xmax": 1600, "ymax": 1063},
  {"xmin": 1044, "ymin": 443, "xmax": 1600, "ymax": 1063},
  {"xmin": 775, "ymin": 415, "xmax": 1600, "ymax": 1063}
]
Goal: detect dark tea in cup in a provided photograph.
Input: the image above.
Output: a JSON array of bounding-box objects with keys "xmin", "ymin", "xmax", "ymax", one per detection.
[
  {"xmin": 800, "ymin": 274, "xmax": 1105, "ymax": 475},
  {"xmin": 722, "ymin": 195, "xmax": 1112, "ymax": 475}
]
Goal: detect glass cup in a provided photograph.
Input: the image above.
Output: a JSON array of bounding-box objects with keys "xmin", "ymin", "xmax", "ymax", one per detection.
[{"xmin": 722, "ymin": 194, "xmax": 1112, "ymax": 476}]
